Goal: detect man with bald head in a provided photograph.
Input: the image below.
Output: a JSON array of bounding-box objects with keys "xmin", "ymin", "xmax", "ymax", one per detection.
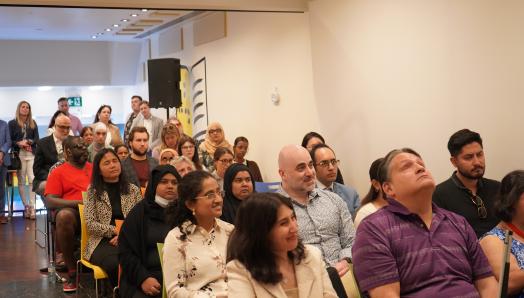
[
  {"xmin": 278, "ymin": 145, "xmax": 355, "ymax": 278},
  {"xmin": 33, "ymin": 114, "xmax": 71, "ymax": 195}
]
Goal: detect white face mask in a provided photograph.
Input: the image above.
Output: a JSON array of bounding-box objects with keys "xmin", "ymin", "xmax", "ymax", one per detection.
[{"xmin": 154, "ymin": 195, "xmax": 171, "ymax": 208}]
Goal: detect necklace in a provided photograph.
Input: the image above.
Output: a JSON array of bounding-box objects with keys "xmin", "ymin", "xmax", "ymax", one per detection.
[{"xmin": 506, "ymin": 222, "xmax": 524, "ymax": 239}]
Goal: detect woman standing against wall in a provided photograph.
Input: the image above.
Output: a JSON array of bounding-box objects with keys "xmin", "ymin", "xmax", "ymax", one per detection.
[
  {"xmin": 9, "ymin": 101, "xmax": 39, "ymax": 219},
  {"xmin": 92, "ymin": 105, "xmax": 122, "ymax": 146}
]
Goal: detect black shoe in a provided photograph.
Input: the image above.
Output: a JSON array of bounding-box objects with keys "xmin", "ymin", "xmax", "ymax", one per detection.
[{"xmin": 55, "ymin": 263, "xmax": 68, "ymax": 272}]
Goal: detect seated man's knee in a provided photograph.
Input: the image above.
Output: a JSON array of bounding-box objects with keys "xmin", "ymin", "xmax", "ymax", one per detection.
[{"xmin": 55, "ymin": 208, "xmax": 77, "ymax": 228}]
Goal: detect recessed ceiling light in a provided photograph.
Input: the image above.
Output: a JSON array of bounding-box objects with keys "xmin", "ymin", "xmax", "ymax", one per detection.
[
  {"xmin": 121, "ymin": 19, "xmax": 129, "ymax": 22},
  {"xmin": 105, "ymin": 28, "xmax": 111, "ymax": 32},
  {"xmin": 141, "ymin": 9, "xmax": 148, "ymax": 12},
  {"xmin": 131, "ymin": 14, "xmax": 138, "ymax": 17},
  {"xmin": 113, "ymin": 24, "xmax": 120, "ymax": 28},
  {"xmin": 91, "ymin": 35, "xmax": 97, "ymax": 39},
  {"xmin": 37, "ymin": 86, "xmax": 53, "ymax": 91}
]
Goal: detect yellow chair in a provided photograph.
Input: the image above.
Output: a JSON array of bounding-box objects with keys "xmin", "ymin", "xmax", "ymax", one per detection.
[
  {"xmin": 341, "ymin": 265, "xmax": 361, "ymax": 298},
  {"xmin": 157, "ymin": 243, "xmax": 167, "ymax": 298},
  {"xmin": 77, "ymin": 204, "xmax": 109, "ymax": 298}
]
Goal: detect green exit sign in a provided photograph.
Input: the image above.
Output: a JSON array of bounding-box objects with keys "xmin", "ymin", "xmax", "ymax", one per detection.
[{"xmin": 68, "ymin": 96, "xmax": 82, "ymax": 107}]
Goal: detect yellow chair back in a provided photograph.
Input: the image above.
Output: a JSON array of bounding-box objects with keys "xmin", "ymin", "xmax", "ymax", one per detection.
[{"xmin": 341, "ymin": 265, "xmax": 361, "ymax": 298}]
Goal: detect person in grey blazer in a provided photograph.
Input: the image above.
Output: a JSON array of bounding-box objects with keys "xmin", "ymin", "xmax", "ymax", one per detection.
[
  {"xmin": 0, "ymin": 120, "xmax": 11, "ymax": 224},
  {"xmin": 131, "ymin": 100, "xmax": 164, "ymax": 148}
]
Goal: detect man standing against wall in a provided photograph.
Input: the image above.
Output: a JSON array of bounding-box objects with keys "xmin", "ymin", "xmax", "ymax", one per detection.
[
  {"xmin": 57, "ymin": 97, "xmax": 82, "ymax": 136},
  {"xmin": 124, "ymin": 95, "xmax": 142, "ymax": 145},
  {"xmin": 433, "ymin": 129, "xmax": 500, "ymax": 238}
]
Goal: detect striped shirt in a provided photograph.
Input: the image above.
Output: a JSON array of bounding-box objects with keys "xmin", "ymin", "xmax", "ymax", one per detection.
[{"xmin": 352, "ymin": 198, "xmax": 493, "ymax": 297}]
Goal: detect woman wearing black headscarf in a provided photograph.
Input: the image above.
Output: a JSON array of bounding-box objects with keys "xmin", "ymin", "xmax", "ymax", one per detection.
[
  {"xmin": 118, "ymin": 165, "xmax": 181, "ymax": 298},
  {"xmin": 220, "ymin": 163, "xmax": 256, "ymax": 224}
]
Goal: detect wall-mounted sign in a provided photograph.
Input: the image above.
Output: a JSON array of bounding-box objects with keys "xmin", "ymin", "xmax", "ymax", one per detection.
[{"xmin": 67, "ymin": 96, "xmax": 82, "ymax": 107}]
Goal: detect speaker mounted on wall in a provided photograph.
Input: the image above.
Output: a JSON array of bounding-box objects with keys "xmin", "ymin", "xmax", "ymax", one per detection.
[{"xmin": 147, "ymin": 58, "xmax": 182, "ymax": 109}]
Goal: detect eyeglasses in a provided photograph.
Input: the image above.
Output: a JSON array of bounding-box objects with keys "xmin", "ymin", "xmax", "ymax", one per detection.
[
  {"xmin": 219, "ymin": 158, "xmax": 233, "ymax": 165},
  {"xmin": 316, "ymin": 159, "xmax": 340, "ymax": 168},
  {"xmin": 208, "ymin": 128, "xmax": 222, "ymax": 134},
  {"xmin": 471, "ymin": 194, "xmax": 488, "ymax": 219},
  {"xmin": 181, "ymin": 145, "xmax": 195, "ymax": 150},
  {"xmin": 197, "ymin": 190, "xmax": 225, "ymax": 200},
  {"xmin": 56, "ymin": 124, "xmax": 71, "ymax": 131}
]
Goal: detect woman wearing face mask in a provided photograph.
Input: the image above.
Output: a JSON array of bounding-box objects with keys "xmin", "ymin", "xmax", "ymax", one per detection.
[
  {"xmin": 83, "ymin": 148, "xmax": 143, "ymax": 288},
  {"xmin": 119, "ymin": 165, "xmax": 182, "ymax": 298},
  {"xmin": 220, "ymin": 163, "xmax": 255, "ymax": 224},
  {"xmin": 227, "ymin": 193, "xmax": 337, "ymax": 297},
  {"xmin": 163, "ymin": 170, "xmax": 233, "ymax": 298}
]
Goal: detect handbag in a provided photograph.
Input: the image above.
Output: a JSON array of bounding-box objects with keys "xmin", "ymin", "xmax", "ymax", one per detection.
[{"xmin": 8, "ymin": 150, "xmax": 21, "ymax": 170}]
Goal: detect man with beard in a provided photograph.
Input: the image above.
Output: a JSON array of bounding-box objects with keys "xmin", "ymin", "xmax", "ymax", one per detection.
[
  {"xmin": 44, "ymin": 136, "xmax": 92, "ymax": 292},
  {"xmin": 122, "ymin": 126, "xmax": 158, "ymax": 188},
  {"xmin": 433, "ymin": 129, "xmax": 501, "ymax": 238},
  {"xmin": 278, "ymin": 145, "xmax": 355, "ymax": 278}
]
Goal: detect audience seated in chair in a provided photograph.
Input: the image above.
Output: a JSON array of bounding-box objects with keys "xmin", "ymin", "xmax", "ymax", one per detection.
[
  {"xmin": 352, "ymin": 148, "xmax": 497, "ymax": 297},
  {"xmin": 220, "ymin": 163, "xmax": 255, "ymax": 224},
  {"xmin": 87, "ymin": 122, "xmax": 113, "ymax": 162},
  {"xmin": 301, "ymin": 131, "xmax": 344, "ymax": 185},
  {"xmin": 480, "ymin": 170, "xmax": 524, "ymax": 297},
  {"xmin": 353, "ymin": 158, "xmax": 386, "ymax": 229},
  {"xmin": 119, "ymin": 165, "xmax": 181, "ymax": 298},
  {"xmin": 311, "ymin": 143, "xmax": 360, "ymax": 219},
  {"xmin": 278, "ymin": 145, "xmax": 355, "ymax": 279},
  {"xmin": 233, "ymin": 136, "xmax": 263, "ymax": 182},
  {"xmin": 121, "ymin": 126, "xmax": 158, "ymax": 188},
  {"xmin": 211, "ymin": 147, "xmax": 234, "ymax": 191},
  {"xmin": 158, "ymin": 148, "xmax": 177, "ymax": 166},
  {"xmin": 152, "ymin": 123, "xmax": 180, "ymax": 161},
  {"xmin": 163, "ymin": 171, "xmax": 233, "ymax": 297},
  {"xmin": 33, "ymin": 113, "xmax": 70, "ymax": 195},
  {"xmin": 44, "ymin": 136, "xmax": 92, "ymax": 293},
  {"xmin": 227, "ymin": 192, "xmax": 337, "ymax": 298},
  {"xmin": 170, "ymin": 155, "xmax": 196, "ymax": 178},
  {"xmin": 177, "ymin": 135, "xmax": 205, "ymax": 171},
  {"xmin": 83, "ymin": 148, "xmax": 142, "ymax": 288},
  {"xmin": 198, "ymin": 122, "xmax": 232, "ymax": 173}
]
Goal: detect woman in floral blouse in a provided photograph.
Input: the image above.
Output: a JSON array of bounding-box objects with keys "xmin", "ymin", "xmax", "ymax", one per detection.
[{"xmin": 163, "ymin": 170, "xmax": 234, "ymax": 298}]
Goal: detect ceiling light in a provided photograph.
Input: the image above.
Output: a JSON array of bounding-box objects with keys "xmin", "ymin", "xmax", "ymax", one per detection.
[
  {"xmin": 89, "ymin": 86, "xmax": 104, "ymax": 91},
  {"xmin": 37, "ymin": 86, "xmax": 53, "ymax": 91},
  {"xmin": 141, "ymin": 9, "xmax": 148, "ymax": 12},
  {"xmin": 131, "ymin": 14, "xmax": 138, "ymax": 17},
  {"xmin": 91, "ymin": 35, "xmax": 97, "ymax": 39},
  {"xmin": 121, "ymin": 19, "xmax": 129, "ymax": 22},
  {"xmin": 105, "ymin": 28, "xmax": 111, "ymax": 32},
  {"xmin": 113, "ymin": 24, "xmax": 120, "ymax": 28}
]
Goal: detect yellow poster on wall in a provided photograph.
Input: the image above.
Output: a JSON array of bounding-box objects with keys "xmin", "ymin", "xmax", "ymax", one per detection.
[{"xmin": 176, "ymin": 66, "xmax": 192, "ymax": 136}]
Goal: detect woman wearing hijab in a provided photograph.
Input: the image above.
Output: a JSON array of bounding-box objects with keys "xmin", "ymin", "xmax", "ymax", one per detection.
[
  {"xmin": 118, "ymin": 165, "xmax": 182, "ymax": 298},
  {"xmin": 158, "ymin": 148, "xmax": 178, "ymax": 166},
  {"xmin": 220, "ymin": 163, "xmax": 256, "ymax": 224},
  {"xmin": 198, "ymin": 122, "xmax": 232, "ymax": 172}
]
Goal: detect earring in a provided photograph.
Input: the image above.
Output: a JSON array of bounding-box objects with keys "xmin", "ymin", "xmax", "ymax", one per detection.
[{"xmin": 191, "ymin": 209, "xmax": 196, "ymax": 216}]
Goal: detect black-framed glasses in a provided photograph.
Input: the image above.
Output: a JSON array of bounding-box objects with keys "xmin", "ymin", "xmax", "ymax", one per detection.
[
  {"xmin": 197, "ymin": 190, "xmax": 225, "ymax": 200},
  {"xmin": 316, "ymin": 159, "xmax": 340, "ymax": 168},
  {"xmin": 471, "ymin": 194, "xmax": 488, "ymax": 219}
]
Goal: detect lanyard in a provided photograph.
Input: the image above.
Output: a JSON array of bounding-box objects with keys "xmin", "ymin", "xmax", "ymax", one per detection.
[{"xmin": 506, "ymin": 222, "xmax": 524, "ymax": 239}]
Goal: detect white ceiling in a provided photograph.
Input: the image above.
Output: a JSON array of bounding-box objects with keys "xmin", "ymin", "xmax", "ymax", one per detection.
[{"xmin": 0, "ymin": 6, "xmax": 193, "ymax": 41}]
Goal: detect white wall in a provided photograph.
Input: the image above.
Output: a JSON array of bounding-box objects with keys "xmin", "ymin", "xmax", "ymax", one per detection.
[
  {"xmin": 149, "ymin": 12, "xmax": 319, "ymax": 181},
  {"xmin": 308, "ymin": 0, "xmax": 524, "ymax": 194}
]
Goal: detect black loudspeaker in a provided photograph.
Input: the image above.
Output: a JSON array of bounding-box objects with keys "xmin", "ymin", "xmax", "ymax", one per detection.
[{"xmin": 147, "ymin": 58, "xmax": 181, "ymax": 108}]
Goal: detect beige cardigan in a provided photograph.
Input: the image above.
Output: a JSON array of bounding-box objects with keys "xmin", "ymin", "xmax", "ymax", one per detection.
[
  {"xmin": 226, "ymin": 245, "xmax": 338, "ymax": 298},
  {"xmin": 83, "ymin": 183, "xmax": 142, "ymax": 260}
]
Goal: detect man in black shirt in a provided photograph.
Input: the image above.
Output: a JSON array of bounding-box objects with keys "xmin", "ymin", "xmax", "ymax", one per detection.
[{"xmin": 433, "ymin": 129, "xmax": 500, "ymax": 238}]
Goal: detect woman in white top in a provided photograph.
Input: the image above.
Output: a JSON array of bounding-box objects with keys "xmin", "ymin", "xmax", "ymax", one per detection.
[
  {"xmin": 226, "ymin": 192, "xmax": 337, "ymax": 298},
  {"xmin": 353, "ymin": 158, "xmax": 388, "ymax": 228},
  {"xmin": 163, "ymin": 170, "xmax": 233, "ymax": 298}
]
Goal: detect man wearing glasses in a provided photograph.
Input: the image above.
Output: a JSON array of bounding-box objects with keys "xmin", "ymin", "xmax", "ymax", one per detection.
[
  {"xmin": 433, "ymin": 129, "xmax": 501, "ymax": 238},
  {"xmin": 33, "ymin": 114, "xmax": 71, "ymax": 195},
  {"xmin": 310, "ymin": 143, "xmax": 360, "ymax": 219}
]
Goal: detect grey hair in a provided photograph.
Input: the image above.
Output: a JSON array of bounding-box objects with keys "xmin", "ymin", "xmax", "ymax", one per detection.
[{"xmin": 170, "ymin": 155, "xmax": 196, "ymax": 170}]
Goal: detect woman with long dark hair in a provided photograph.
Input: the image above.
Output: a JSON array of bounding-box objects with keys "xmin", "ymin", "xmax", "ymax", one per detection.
[
  {"xmin": 227, "ymin": 192, "xmax": 337, "ymax": 297},
  {"xmin": 92, "ymin": 105, "xmax": 122, "ymax": 146},
  {"xmin": 220, "ymin": 163, "xmax": 255, "ymax": 224},
  {"xmin": 119, "ymin": 165, "xmax": 181, "ymax": 298},
  {"xmin": 163, "ymin": 170, "xmax": 233, "ymax": 297},
  {"xmin": 353, "ymin": 158, "xmax": 387, "ymax": 228},
  {"xmin": 177, "ymin": 135, "xmax": 204, "ymax": 171},
  {"xmin": 9, "ymin": 100, "xmax": 39, "ymax": 219},
  {"xmin": 83, "ymin": 148, "xmax": 142, "ymax": 287}
]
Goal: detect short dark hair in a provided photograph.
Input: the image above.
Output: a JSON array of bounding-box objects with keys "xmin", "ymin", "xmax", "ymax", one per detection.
[
  {"xmin": 309, "ymin": 143, "xmax": 334, "ymax": 165},
  {"xmin": 301, "ymin": 131, "xmax": 325, "ymax": 148},
  {"xmin": 48, "ymin": 110, "xmax": 67, "ymax": 128},
  {"xmin": 213, "ymin": 147, "xmax": 233, "ymax": 161},
  {"xmin": 167, "ymin": 171, "xmax": 215, "ymax": 238},
  {"xmin": 360, "ymin": 158, "xmax": 385, "ymax": 206},
  {"xmin": 80, "ymin": 126, "xmax": 93, "ymax": 138},
  {"xmin": 63, "ymin": 136, "xmax": 81, "ymax": 152},
  {"xmin": 113, "ymin": 143, "xmax": 128, "ymax": 153},
  {"xmin": 447, "ymin": 129, "xmax": 483, "ymax": 157},
  {"xmin": 234, "ymin": 136, "xmax": 249, "ymax": 147},
  {"xmin": 379, "ymin": 148, "xmax": 421, "ymax": 183},
  {"xmin": 57, "ymin": 97, "xmax": 68, "ymax": 104},
  {"xmin": 494, "ymin": 170, "xmax": 524, "ymax": 222},
  {"xmin": 140, "ymin": 100, "xmax": 150, "ymax": 107},
  {"xmin": 128, "ymin": 126, "xmax": 149, "ymax": 142},
  {"xmin": 131, "ymin": 95, "xmax": 142, "ymax": 101},
  {"xmin": 90, "ymin": 148, "xmax": 130, "ymax": 198},
  {"xmin": 227, "ymin": 192, "xmax": 305, "ymax": 284}
]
